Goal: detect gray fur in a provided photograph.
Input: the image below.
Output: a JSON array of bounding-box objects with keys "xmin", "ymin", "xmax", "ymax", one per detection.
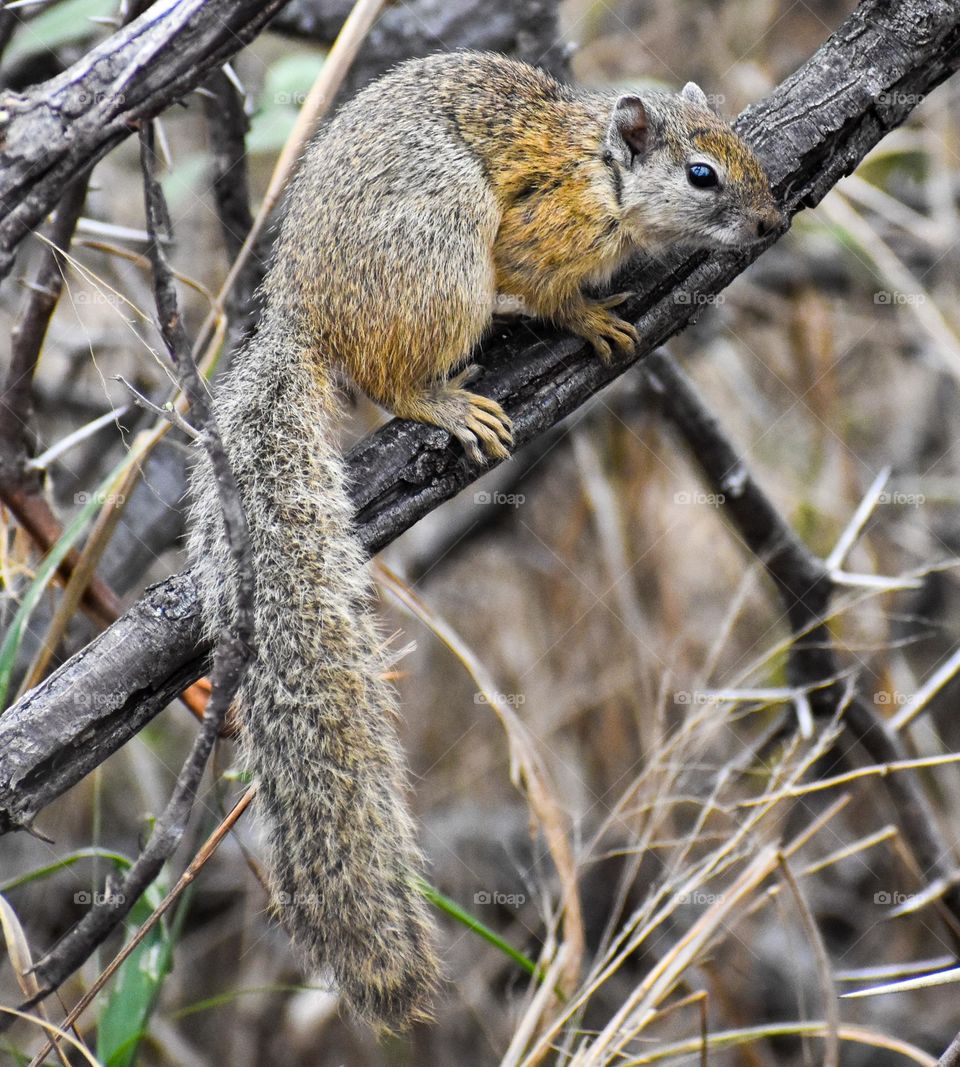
[{"xmin": 188, "ymin": 315, "xmax": 439, "ymax": 1028}]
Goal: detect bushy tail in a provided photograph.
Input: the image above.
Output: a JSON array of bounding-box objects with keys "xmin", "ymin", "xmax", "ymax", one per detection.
[{"xmin": 188, "ymin": 320, "xmax": 440, "ymax": 1028}]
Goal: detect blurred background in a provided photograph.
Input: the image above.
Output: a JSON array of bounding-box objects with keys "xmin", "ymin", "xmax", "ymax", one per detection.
[{"xmin": 2, "ymin": 0, "xmax": 960, "ymax": 1063}]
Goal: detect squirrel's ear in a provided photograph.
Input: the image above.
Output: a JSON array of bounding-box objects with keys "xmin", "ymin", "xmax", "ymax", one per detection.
[
  {"xmin": 681, "ymin": 81, "xmax": 710, "ymax": 109},
  {"xmin": 607, "ymin": 95, "xmax": 649, "ymax": 162}
]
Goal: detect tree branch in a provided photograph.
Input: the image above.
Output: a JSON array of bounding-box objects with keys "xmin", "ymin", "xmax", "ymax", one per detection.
[
  {"xmin": 940, "ymin": 1030, "xmax": 960, "ymax": 1067},
  {"xmin": 271, "ymin": 0, "xmax": 568, "ymax": 87},
  {"xmin": 2, "ymin": 0, "xmax": 959, "ymax": 836},
  {"xmin": 0, "ymin": 0, "xmax": 290, "ymax": 280}
]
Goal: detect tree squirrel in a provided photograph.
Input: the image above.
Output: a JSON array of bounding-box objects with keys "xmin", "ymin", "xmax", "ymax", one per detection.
[{"xmin": 188, "ymin": 51, "xmax": 783, "ymax": 1029}]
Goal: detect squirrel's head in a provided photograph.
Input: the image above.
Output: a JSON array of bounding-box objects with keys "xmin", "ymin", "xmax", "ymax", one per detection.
[{"xmin": 604, "ymin": 83, "xmax": 785, "ymax": 252}]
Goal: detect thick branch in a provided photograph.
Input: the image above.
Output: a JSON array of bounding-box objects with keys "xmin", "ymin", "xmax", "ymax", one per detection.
[
  {"xmin": 0, "ymin": 0, "xmax": 290, "ymax": 279},
  {"xmin": 2, "ymin": 0, "xmax": 960, "ymax": 833},
  {"xmin": 271, "ymin": 0, "xmax": 568, "ymax": 86}
]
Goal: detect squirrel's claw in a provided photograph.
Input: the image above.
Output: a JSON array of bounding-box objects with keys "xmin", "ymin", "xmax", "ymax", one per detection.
[
  {"xmin": 396, "ymin": 381, "xmax": 513, "ymax": 464},
  {"xmin": 443, "ymin": 387, "xmax": 513, "ymax": 461},
  {"xmin": 462, "ymin": 398, "xmax": 513, "ymax": 462},
  {"xmin": 597, "ymin": 291, "xmax": 635, "ymax": 310},
  {"xmin": 584, "ymin": 314, "xmax": 639, "ymax": 365},
  {"xmin": 557, "ymin": 294, "xmax": 639, "ymax": 365}
]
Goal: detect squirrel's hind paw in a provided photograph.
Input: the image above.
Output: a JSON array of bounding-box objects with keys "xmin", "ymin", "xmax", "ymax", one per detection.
[
  {"xmin": 393, "ymin": 379, "xmax": 514, "ymax": 465},
  {"xmin": 457, "ymin": 393, "xmax": 513, "ymax": 463}
]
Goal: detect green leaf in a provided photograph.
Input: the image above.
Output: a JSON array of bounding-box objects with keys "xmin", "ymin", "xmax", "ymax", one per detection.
[
  {"xmin": 247, "ymin": 50, "xmax": 327, "ymax": 157},
  {"xmin": 247, "ymin": 106, "xmax": 298, "ymax": 156},
  {"xmin": 96, "ymin": 881, "xmax": 173, "ymax": 1067},
  {"xmin": 0, "ymin": 471, "xmax": 118, "ymax": 709},
  {"xmin": 0, "ymin": 1039, "xmax": 30, "ymax": 1066},
  {"xmin": 5, "ymin": 0, "xmax": 115, "ymax": 66}
]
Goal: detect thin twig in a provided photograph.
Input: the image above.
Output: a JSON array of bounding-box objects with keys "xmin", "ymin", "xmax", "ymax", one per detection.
[
  {"xmin": 27, "ymin": 406, "xmax": 131, "ymax": 472},
  {"xmin": 115, "ymin": 375, "xmax": 199, "ymax": 440},
  {"xmin": 27, "ymin": 787, "xmax": 257, "ymax": 1067},
  {"xmin": 18, "ymin": 123, "xmax": 256, "ymax": 1024}
]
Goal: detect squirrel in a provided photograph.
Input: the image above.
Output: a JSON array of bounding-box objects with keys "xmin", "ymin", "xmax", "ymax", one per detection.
[{"xmin": 187, "ymin": 51, "xmax": 783, "ymax": 1030}]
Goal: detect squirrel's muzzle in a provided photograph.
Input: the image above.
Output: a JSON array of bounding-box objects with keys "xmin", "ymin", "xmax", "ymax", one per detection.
[{"xmin": 755, "ymin": 207, "xmax": 787, "ymax": 240}]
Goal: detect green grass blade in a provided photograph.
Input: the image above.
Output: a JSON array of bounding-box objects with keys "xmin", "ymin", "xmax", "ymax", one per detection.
[
  {"xmin": 96, "ymin": 881, "xmax": 174, "ymax": 1067},
  {"xmin": 417, "ymin": 879, "xmax": 549, "ymax": 986},
  {"xmin": 171, "ymin": 984, "xmax": 323, "ymax": 1019},
  {"xmin": 0, "ymin": 848, "xmax": 131, "ymax": 893}
]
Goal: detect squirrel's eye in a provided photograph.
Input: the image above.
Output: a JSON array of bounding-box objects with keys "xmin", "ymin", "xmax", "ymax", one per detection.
[{"xmin": 687, "ymin": 162, "xmax": 719, "ymax": 189}]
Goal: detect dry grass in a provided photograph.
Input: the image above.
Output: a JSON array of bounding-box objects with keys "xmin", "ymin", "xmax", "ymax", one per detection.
[{"xmin": 2, "ymin": 0, "xmax": 960, "ymax": 1064}]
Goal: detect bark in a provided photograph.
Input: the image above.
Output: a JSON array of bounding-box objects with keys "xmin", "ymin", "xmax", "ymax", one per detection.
[{"xmin": 0, "ymin": 0, "xmax": 289, "ymax": 279}]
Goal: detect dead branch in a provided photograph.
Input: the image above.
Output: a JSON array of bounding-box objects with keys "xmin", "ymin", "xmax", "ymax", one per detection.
[{"xmin": 12, "ymin": 123, "xmax": 257, "ymax": 1022}]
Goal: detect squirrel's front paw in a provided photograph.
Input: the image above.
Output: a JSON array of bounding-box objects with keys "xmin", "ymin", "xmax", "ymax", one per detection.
[{"xmin": 560, "ymin": 294, "xmax": 639, "ymax": 364}]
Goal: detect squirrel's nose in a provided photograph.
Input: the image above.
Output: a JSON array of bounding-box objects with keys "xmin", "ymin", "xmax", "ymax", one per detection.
[{"xmin": 756, "ymin": 209, "xmax": 785, "ymax": 240}]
